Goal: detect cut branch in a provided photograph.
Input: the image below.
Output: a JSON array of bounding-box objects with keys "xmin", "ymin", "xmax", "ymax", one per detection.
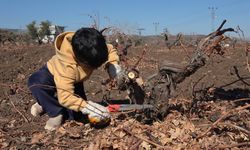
[
  {"xmin": 217, "ymin": 142, "xmax": 250, "ymax": 149},
  {"xmin": 122, "ymin": 128, "xmax": 169, "ymax": 149},
  {"xmin": 197, "ymin": 104, "xmax": 250, "ymax": 139},
  {"xmin": 219, "ymin": 122, "xmax": 250, "ymax": 137}
]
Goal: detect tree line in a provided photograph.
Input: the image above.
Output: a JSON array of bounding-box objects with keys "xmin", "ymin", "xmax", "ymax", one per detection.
[{"xmin": 26, "ymin": 20, "xmax": 51, "ymax": 44}]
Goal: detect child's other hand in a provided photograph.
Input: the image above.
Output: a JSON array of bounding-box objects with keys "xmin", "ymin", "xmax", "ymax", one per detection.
[
  {"xmin": 108, "ymin": 64, "xmax": 122, "ymax": 79},
  {"xmin": 81, "ymin": 101, "xmax": 110, "ymax": 121}
]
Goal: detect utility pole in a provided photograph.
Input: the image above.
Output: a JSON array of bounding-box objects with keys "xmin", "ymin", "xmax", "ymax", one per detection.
[
  {"xmin": 137, "ymin": 28, "xmax": 145, "ymax": 36},
  {"xmin": 95, "ymin": 11, "xmax": 100, "ymax": 30},
  {"xmin": 104, "ymin": 16, "xmax": 111, "ymax": 26},
  {"xmin": 86, "ymin": 14, "xmax": 97, "ymax": 29},
  {"xmin": 85, "ymin": 11, "xmax": 100, "ymax": 30},
  {"xmin": 208, "ymin": 6, "xmax": 218, "ymax": 32},
  {"xmin": 153, "ymin": 22, "xmax": 159, "ymax": 35}
]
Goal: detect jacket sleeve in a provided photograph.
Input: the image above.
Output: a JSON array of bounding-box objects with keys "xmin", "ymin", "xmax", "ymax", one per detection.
[
  {"xmin": 53, "ymin": 65, "xmax": 87, "ymax": 112},
  {"xmin": 106, "ymin": 44, "xmax": 119, "ymax": 65}
]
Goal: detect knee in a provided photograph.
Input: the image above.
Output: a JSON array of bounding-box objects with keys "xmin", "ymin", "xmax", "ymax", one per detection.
[
  {"xmin": 28, "ymin": 73, "xmax": 41, "ymax": 93},
  {"xmin": 28, "ymin": 73, "xmax": 38, "ymax": 87},
  {"xmin": 28, "ymin": 74, "xmax": 51, "ymax": 96},
  {"xmin": 28, "ymin": 74, "xmax": 34, "ymax": 87},
  {"xmin": 28, "ymin": 71, "xmax": 48, "ymax": 90}
]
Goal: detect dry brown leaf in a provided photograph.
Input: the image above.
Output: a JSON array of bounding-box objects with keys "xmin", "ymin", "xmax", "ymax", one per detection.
[
  {"xmin": 56, "ymin": 126, "xmax": 66, "ymax": 135},
  {"xmin": 239, "ymin": 132, "xmax": 249, "ymax": 141},
  {"xmin": 88, "ymin": 142, "xmax": 97, "ymax": 150},
  {"xmin": 161, "ymin": 136, "xmax": 172, "ymax": 144},
  {"xmin": 226, "ymin": 132, "xmax": 235, "ymax": 141},
  {"xmin": 113, "ymin": 142, "xmax": 120, "ymax": 149},
  {"xmin": 168, "ymin": 128, "xmax": 183, "ymax": 140},
  {"xmin": 0, "ymin": 142, "xmax": 9, "ymax": 149},
  {"xmin": 7, "ymin": 120, "xmax": 16, "ymax": 128},
  {"xmin": 9, "ymin": 146, "xmax": 17, "ymax": 150},
  {"xmin": 183, "ymin": 121, "xmax": 195, "ymax": 132},
  {"xmin": 172, "ymin": 144, "xmax": 184, "ymax": 150},
  {"xmin": 172, "ymin": 119, "xmax": 180, "ymax": 126},
  {"xmin": 139, "ymin": 141, "xmax": 152, "ymax": 150},
  {"xmin": 68, "ymin": 131, "xmax": 81, "ymax": 138},
  {"xmin": 88, "ymin": 141, "xmax": 100, "ymax": 150},
  {"xmin": 83, "ymin": 127, "xmax": 94, "ymax": 136},
  {"xmin": 31, "ymin": 132, "xmax": 45, "ymax": 144},
  {"xmin": 118, "ymin": 130, "xmax": 126, "ymax": 138},
  {"xmin": 0, "ymin": 137, "xmax": 5, "ymax": 143}
]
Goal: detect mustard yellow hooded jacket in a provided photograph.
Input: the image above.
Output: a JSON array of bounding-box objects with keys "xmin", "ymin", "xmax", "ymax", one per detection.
[{"xmin": 47, "ymin": 32, "xmax": 119, "ymax": 112}]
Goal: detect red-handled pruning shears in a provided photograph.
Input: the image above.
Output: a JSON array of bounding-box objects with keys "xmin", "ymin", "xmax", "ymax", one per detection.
[{"xmin": 107, "ymin": 104, "xmax": 153, "ymax": 112}]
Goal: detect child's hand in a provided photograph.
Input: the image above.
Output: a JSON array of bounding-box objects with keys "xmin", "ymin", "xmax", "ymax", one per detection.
[
  {"xmin": 81, "ymin": 101, "xmax": 110, "ymax": 123},
  {"xmin": 108, "ymin": 64, "xmax": 122, "ymax": 79},
  {"xmin": 108, "ymin": 64, "xmax": 127, "ymax": 87}
]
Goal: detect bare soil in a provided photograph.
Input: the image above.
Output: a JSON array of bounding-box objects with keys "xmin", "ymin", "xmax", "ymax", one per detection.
[{"xmin": 0, "ymin": 40, "xmax": 250, "ymax": 149}]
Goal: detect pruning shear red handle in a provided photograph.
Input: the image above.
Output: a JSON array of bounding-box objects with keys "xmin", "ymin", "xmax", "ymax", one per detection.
[
  {"xmin": 107, "ymin": 104, "xmax": 153, "ymax": 112},
  {"xmin": 107, "ymin": 104, "xmax": 121, "ymax": 112}
]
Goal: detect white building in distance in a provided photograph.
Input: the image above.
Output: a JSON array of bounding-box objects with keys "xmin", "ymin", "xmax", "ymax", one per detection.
[{"xmin": 41, "ymin": 25, "xmax": 65, "ymax": 43}]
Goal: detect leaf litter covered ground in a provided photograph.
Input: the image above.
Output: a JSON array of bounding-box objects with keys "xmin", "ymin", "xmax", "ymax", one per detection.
[{"xmin": 0, "ymin": 41, "xmax": 250, "ymax": 149}]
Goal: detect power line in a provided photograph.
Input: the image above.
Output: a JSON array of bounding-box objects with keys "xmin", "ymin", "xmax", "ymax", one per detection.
[
  {"xmin": 153, "ymin": 22, "xmax": 159, "ymax": 35},
  {"xmin": 137, "ymin": 28, "xmax": 145, "ymax": 36},
  {"xmin": 208, "ymin": 6, "xmax": 218, "ymax": 32}
]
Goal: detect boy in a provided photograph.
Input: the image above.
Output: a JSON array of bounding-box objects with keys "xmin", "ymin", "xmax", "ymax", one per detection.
[{"xmin": 28, "ymin": 28, "xmax": 122, "ymax": 131}]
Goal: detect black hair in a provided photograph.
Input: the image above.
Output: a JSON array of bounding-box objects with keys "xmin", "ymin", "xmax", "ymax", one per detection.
[{"xmin": 71, "ymin": 28, "xmax": 108, "ymax": 68}]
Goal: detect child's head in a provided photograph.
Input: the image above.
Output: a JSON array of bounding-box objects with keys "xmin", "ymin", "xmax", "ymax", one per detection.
[{"xmin": 72, "ymin": 28, "xmax": 108, "ymax": 68}]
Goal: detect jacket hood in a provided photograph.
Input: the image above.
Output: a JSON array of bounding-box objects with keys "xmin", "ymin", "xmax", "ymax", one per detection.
[{"xmin": 54, "ymin": 32, "xmax": 77, "ymax": 64}]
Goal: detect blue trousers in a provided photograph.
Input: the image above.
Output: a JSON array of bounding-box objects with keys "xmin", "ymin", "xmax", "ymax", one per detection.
[{"xmin": 28, "ymin": 65, "xmax": 86, "ymax": 120}]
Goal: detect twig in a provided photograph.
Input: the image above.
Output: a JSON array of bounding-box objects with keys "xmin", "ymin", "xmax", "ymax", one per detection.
[
  {"xmin": 122, "ymin": 128, "xmax": 169, "ymax": 149},
  {"xmin": 217, "ymin": 142, "xmax": 250, "ymax": 149},
  {"xmin": 233, "ymin": 97, "xmax": 250, "ymax": 103},
  {"xmin": 0, "ymin": 82, "xmax": 30, "ymax": 95},
  {"xmin": 9, "ymin": 97, "xmax": 30, "ymax": 123},
  {"xmin": 197, "ymin": 104, "xmax": 250, "ymax": 139},
  {"xmin": 216, "ymin": 20, "xmax": 226, "ymax": 32},
  {"xmin": 236, "ymin": 26, "xmax": 250, "ymax": 73},
  {"xmin": 233, "ymin": 66, "xmax": 250, "ymax": 86},
  {"xmin": 191, "ymin": 74, "xmax": 206, "ymax": 99},
  {"xmin": 246, "ymin": 55, "xmax": 250, "ymax": 73},
  {"xmin": 129, "ymin": 140, "xmax": 142, "ymax": 150},
  {"xmin": 179, "ymin": 40, "xmax": 191, "ymax": 60},
  {"xmin": 25, "ymin": 141, "xmax": 70, "ymax": 148},
  {"xmin": 219, "ymin": 122, "xmax": 250, "ymax": 137},
  {"xmin": 246, "ymin": 44, "xmax": 250, "ymax": 72},
  {"xmin": 132, "ymin": 45, "xmax": 147, "ymax": 69},
  {"xmin": 129, "ymin": 139, "xmax": 143, "ymax": 150}
]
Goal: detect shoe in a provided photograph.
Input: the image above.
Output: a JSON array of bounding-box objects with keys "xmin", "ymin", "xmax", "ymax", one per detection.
[
  {"xmin": 31, "ymin": 102, "xmax": 44, "ymax": 117},
  {"xmin": 44, "ymin": 114, "xmax": 63, "ymax": 131}
]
